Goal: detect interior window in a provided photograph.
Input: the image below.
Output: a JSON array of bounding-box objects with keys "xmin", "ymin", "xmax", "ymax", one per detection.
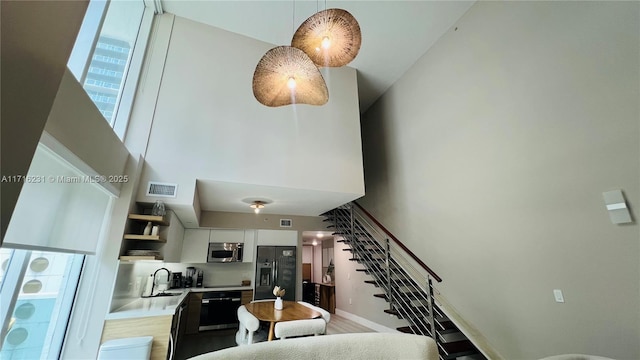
[{"xmin": 67, "ymin": 0, "xmax": 148, "ymax": 139}]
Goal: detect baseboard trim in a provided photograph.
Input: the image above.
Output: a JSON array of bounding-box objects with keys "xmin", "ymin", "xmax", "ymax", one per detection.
[{"xmin": 335, "ymin": 308, "xmax": 400, "ymax": 333}]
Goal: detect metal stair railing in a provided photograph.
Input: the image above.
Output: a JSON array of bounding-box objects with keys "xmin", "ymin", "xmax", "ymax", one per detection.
[
  {"xmin": 328, "ymin": 203, "xmax": 487, "ymax": 360},
  {"xmin": 329, "ymin": 204, "xmax": 436, "ymax": 337}
]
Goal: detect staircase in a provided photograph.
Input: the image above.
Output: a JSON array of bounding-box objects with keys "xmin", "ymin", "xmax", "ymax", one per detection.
[{"xmin": 323, "ymin": 203, "xmax": 486, "ymax": 360}]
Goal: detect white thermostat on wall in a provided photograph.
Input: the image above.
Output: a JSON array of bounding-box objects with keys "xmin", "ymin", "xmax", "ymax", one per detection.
[{"xmin": 602, "ymin": 189, "xmax": 633, "ymax": 224}]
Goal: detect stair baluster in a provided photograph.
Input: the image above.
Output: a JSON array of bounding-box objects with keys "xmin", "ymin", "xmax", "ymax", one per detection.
[
  {"xmin": 385, "ymin": 238, "xmax": 393, "ymax": 312},
  {"xmin": 323, "ymin": 204, "xmax": 487, "ymax": 360}
]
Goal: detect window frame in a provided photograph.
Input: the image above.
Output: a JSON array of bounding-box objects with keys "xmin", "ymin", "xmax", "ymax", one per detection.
[
  {"xmin": 0, "ymin": 250, "xmax": 85, "ymax": 358},
  {"xmin": 67, "ymin": 0, "xmax": 155, "ymax": 141}
]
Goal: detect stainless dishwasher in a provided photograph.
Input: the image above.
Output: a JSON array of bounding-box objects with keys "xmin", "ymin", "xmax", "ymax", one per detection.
[{"xmin": 199, "ymin": 291, "xmax": 242, "ymax": 331}]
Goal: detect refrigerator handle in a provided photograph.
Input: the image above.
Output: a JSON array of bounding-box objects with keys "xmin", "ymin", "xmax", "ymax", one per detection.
[
  {"xmin": 274, "ymin": 260, "xmax": 278, "ymax": 285},
  {"xmin": 271, "ymin": 260, "xmax": 276, "ymax": 286}
]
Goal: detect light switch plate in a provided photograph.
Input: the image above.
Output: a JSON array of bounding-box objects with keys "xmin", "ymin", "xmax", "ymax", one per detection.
[
  {"xmin": 553, "ymin": 289, "xmax": 565, "ymax": 303},
  {"xmin": 603, "ymin": 190, "xmax": 633, "ymax": 224}
]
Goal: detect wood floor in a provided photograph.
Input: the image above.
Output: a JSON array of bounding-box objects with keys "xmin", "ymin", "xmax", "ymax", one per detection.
[
  {"xmin": 326, "ymin": 313, "xmax": 375, "ymax": 335},
  {"xmin": 175, "ymin": 314, "xmax": 375, "ymax": 360}
]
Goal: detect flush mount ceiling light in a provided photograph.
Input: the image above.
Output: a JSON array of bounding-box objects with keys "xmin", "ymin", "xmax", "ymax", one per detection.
[
  {"xmin": 252, "ymin": 46, "xmax": 329, "ymax": 107},
  {"xmin": 250, "ymin": 201, "xmax": 266, "ymax": 214},
  {"xmin": 292, "ymin": 8, "xmax": 361, "ymax": 67}
]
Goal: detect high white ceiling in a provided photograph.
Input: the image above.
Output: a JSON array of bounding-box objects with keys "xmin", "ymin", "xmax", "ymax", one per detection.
[
  {"xmin": 160, "ymin": 0, "xmax": 475, "ymax": 113},
  {"xmin": 157, "ymin": 1, "xmax": 475, "ymax": 219}
]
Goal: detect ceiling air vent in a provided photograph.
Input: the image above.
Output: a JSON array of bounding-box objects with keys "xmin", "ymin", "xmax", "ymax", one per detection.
[
  {"xmin": 280, "ymin": 219, "xmax": 292, "ymax": 228},
  {"xmin": 146, "ymin": 182, "xmax": 178, "ymax": 198}
]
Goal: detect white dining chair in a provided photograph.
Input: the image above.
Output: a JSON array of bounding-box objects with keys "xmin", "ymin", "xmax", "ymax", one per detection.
[
  {"xmin": 236, "ymin": 305, "xmax": 265, "ymax": 345},
  {"xmin": 297, "ymin": 301, "xmax": 331, "ymax": 332},
  {"xmin": 273, "ymin": 318, "xmax": 327, "ymax": 340}
]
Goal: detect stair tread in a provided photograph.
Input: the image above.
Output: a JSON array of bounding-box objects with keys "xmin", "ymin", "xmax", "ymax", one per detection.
[
  {"xmin": 364, "ymin": 280, "xmax": 379, "ymax": 287},
  {"xmin": 384, "ymin": 309, "xmax": 401, "ymax": 317},
  {"xmin": 327, "ymin": 204, "xmax": 471, "ymax": 357},
  {"xmin": 397, "ymin": 325, "xmax": 432, "ymax": 335},
  {"xmin": 438, "ymin": 340, "xmax": 477, "ymax": 357},
  {"xmin": 436, "ymin": 319, "xmax": 456, "ymax": 331}
]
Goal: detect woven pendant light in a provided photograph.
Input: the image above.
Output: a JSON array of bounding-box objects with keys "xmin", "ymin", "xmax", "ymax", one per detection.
[
  {"xmin": 252, "ymin": 46, "xmax": 329, "ymax": 107},
  {"xmin": 292, "ymin": 8, "xmax": 361, "ymax": 67}
]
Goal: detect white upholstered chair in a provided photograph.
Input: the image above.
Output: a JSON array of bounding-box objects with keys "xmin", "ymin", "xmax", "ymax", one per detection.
[
  {"xmin": 274, "ymin": 318, "xmax": 327, "ymax": 340},
  {"xmin": 235, "ymin": 305, "xmax": 265, "ymax": 345},
  {"xmin": 297, "ymin": 301, "xmax": 330, "ymax": 334}
]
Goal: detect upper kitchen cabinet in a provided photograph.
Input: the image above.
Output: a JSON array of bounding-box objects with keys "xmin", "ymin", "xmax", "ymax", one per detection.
[
  {"xmin": 181, "ymin": 229, "xmax": 209, "ymax": 263},
  {"xmin": 162, "ymin": 211, "xmax": 185, "ymax": 262},
  {"xmin": 243, "ymin": 230, "xmax": 256, "ymax": 263},
  {"xmin": 209, "ymin": 229, "xmax": 244, "ymax": 243},
  {"xmin": 256, "ymin": 229, "xmax": 297, "ymax": 247}
]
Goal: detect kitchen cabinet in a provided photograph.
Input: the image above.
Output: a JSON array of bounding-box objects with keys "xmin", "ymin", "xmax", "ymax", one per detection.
[
  {"xmin": 170, "ymin": 298, "xmax": 187, "ymax": 358},
  {"xmin": 243, "ymin": 230, "xmax": 256, "ymax": 263},
  {"xmin": 316, "ymin": 283, "xmax": 335, "ymax": 314},
  {"xmin": 241, "ymin": 290, "xmax": 254, "ymax": 305},
  {"xmin": 102, "ymin": 315, "xmax": 172, "ymax": 360},
  {"xmin": 101, "ymin": 291, "xmax": 189, "ymax": 360},
  {"xmin": 181, "ymin": 229, "xmax": 209, "ymax": 263},
  {"xmin": 180, "ymin": 228, "xmax": 257, "ymax": 263},
  {"xmin": 184, "ymin": 292, "xmax": 203, "ymax": 335},
  {"xmin": 206, "ymin": 229, "xmax": 255, "ymax": 263},
  {"xmin": 209, "ymin": 229, "xmax": 245, "ymax": 243},
  {"xmin": 161, "ymin": 211, "xmax": 184, "ymax": 262},
  {"xmin": 256, "ymin": 229, "xmax": 297, "ymax": 246}
]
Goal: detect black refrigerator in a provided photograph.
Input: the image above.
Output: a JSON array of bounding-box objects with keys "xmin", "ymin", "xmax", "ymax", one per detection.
[{"xmin": 255, "ymin": 246, "xmax": 296, "ymax": 301}]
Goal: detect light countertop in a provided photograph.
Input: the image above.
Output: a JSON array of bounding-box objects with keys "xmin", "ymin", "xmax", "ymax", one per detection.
[
  {"xmin": 187, "ymin": 285, "xmax": 253, "ymax": 292},
  {"xmin": 105, "ymin": 285, "xmax": 253, "ymax": 320}
]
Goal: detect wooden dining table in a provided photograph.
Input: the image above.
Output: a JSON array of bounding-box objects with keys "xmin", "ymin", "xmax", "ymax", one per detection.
[{"xmin": 245, "ymin": 300, "xmax": 322, "ymax": 341}]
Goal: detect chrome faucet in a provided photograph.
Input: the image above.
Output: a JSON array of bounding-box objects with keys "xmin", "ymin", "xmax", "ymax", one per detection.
[{"xmin": 151, "ymin": 267, "xmax": 171, "ymax": 296}]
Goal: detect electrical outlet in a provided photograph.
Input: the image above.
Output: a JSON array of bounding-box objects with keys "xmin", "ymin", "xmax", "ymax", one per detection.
[
  {"xmin": 349, "ymin": 298, "xmax": 352, "ymax": 305},
  {"xmin": 347, "ymin": 272, "xmax": 350, "ymax": 280}
]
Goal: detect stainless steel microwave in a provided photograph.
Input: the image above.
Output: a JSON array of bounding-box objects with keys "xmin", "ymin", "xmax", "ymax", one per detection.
[{"xmin": 207, "ymin": 242, "xmax": 243, "ymax": 263}]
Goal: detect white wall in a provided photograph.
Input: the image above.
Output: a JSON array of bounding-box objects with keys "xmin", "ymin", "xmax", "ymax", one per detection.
[
  {"xmin": 334, "ymin": 235, "xmax": 408, "ymax": 331},
  {"xmin": 302, "ymin": 245, "xmax": 313, "ymax": 263},
  {"xmin": 133, "ymin": 15, "xmax": 363, "ymax": 219},
  {"xmin": 313, "ymin": 243, "xmax": 323, "ymax": 284},
  {"xmin": 359, "ymin": 2, "xmax": 639, "ymax": 359}
]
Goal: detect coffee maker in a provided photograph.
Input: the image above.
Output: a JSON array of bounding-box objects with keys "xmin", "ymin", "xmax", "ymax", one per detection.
[
  {"xmin": 196, "ymin": 270, "xmax": 203, "ymax": 287},
  {"xmin": 171, "ymin": 272, "xmax": 183, "ymax": 289},
  {"xmin": 185, "ymin": 267, "xmax": 195, "ymax": 288}
]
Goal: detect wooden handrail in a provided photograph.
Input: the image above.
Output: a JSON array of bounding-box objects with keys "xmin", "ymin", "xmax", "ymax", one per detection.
[{"xmin": 353, "ymin": 202, "xmax": 442, "ymax": 283}]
